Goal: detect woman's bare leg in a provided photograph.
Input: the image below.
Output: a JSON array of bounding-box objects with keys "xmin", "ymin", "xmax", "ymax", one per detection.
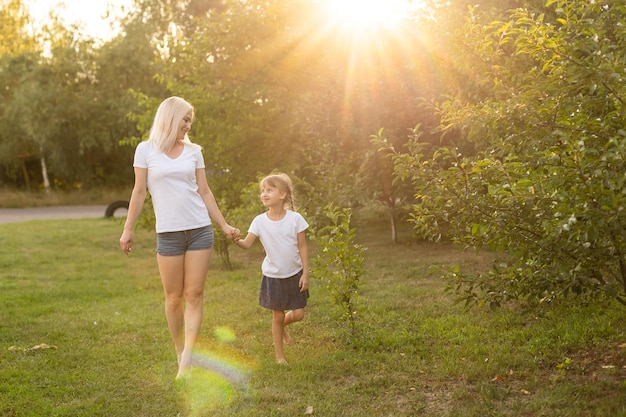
[
  {"xmin": 157, "ymin": 249, "xmax": 212, "ymax": 378},
  {"xmin": 178, "ymin": 249, "xmax": 212, "ymax": 378},
  {"xmin": 157, "ymin": 254, "xmax": 185, "ymax": 364}
]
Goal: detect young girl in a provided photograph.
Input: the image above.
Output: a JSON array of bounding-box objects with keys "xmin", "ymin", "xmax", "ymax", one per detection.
[{"xmin": 233, "ymin": 173, "xmax": 309, "ymax": 364}]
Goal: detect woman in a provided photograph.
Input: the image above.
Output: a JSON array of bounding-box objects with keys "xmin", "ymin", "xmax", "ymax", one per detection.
[{"xmin": 119, "ymin": 96, "xmax": 239, "ymax": 379}]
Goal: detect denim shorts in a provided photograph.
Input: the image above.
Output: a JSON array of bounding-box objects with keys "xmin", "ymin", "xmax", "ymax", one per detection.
[{"xmin": 156, "ymin": 225, "xmax": 214, "ymax": 256}]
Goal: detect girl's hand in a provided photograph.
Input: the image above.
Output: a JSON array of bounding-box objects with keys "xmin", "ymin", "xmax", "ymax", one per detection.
[{"xmin": 299, "ymin": 275, "xmax": 309, "ymax": 292}]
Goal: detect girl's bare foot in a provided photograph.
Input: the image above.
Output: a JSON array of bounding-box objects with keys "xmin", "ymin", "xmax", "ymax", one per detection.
[
  {"xmin": 283, "ymin": 328, "xmax": 292, "ymax": 345},
  {"xmin": 276, "ymin": 358, "xmax": 288, "ymax": 365}
]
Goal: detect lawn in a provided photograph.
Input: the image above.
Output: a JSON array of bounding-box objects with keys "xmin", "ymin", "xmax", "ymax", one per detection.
[{"xmin": 0, "ymin": 217, "xmax": 624, "ymax": 416}]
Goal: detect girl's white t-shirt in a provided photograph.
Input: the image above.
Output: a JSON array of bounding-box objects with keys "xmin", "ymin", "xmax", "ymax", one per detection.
[
  {"xmin": 133, "ymin": 141, "xmax": 211, "ymax": 233},
  {"xmin": 248, "ymin": 210, "xmax": 309, "ymax": 278}
]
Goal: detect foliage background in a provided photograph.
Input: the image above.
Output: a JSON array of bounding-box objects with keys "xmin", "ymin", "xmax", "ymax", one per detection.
[{"xmin": 1, "ymin": 0, "xmax": 625, "ymax": 315}]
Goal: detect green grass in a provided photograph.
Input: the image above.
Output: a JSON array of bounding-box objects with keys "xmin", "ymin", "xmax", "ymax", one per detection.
[{"xmin": 0, "ymin": 218, "xmax": 625, "ymax": 416}]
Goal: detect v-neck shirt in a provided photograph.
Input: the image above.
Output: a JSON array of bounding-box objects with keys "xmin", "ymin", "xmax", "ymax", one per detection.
[{"xmin": 134, "ymin": 141, "xmax": 211, "ymax": 233}]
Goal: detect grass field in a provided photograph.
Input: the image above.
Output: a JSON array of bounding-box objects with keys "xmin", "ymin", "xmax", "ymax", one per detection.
[{"xmin": 0, "ymin": 216, "xmax": 625, "ymax": 416}]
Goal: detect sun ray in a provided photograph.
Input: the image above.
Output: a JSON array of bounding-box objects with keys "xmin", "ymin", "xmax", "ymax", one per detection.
[
  {"xmin": 320, "ymin": 0, "xmax": 425, "ymax": 32},
  {"xmin": 257, "ymin": 0, "xmax": 435, "ymax": 146}
]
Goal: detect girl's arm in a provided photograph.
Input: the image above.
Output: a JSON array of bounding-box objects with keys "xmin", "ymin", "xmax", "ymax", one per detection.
[
  {"xmin": 120, "ymin": 167, "xmax": 148, "ymax": 255},
  {"xmin": 233, "ymin": 232, "xmax": 257, "ymax": 249},
  {"xmin": 297, "ymin": 231, "xmax": 309, "ymax": 292},
  {"xmin": 196, "ymin": 168, "xmax": 239, "ymax": 239}
]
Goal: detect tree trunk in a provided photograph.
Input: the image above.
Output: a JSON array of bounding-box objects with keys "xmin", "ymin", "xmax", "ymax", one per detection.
[
  {"xmin": 40, "ymin": 144, "xmax": 50, "ymax": 192},
  {"xmin": 19, "ymin": 157, "xmax": 31, "ymax": 190},
  {"xmin": 388, "ymin": 207, "xmax": 397, "ymax": 244}
]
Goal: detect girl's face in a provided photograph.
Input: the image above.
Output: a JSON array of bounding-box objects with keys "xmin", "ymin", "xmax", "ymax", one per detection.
[
  {"xmin": 177, "ymin": 110, "xmax": 193, "ymax": 141},
  {"xmin": 260, "ymin": 183, "xmax": 286, "ymax": 208}
]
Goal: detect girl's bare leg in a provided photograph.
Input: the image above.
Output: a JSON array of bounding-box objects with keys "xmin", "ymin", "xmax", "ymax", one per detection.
[
  {"xmin": 282, "ymin": 309, "xmax": 305, "ymax": 345},
  {"xmin": 272, "ymin": 310, "xmax": 287, "ymax": 363}
]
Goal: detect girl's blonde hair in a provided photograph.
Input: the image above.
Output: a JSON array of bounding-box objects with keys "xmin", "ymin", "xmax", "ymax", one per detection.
[
  {"xmin": 261, "ymin": 173, "xmax": 296, "ymax": 210},
  {"xmin": 148, "ymin": 96, "xmax": 200, "ymax": 153}
]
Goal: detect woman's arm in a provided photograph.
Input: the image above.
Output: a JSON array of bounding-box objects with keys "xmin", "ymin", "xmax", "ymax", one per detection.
[
  {"xmin": 196, "ymin": 168, "xmax": 239, "ymax": 239},
  {"xmin": 119, "ymin": 167, "xmax": 148, "ymax": 255}
]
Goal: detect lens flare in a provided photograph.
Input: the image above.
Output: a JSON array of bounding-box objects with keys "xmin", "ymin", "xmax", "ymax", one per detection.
[
  {"xmin": 180, "ymin": 326, "xmax": 256, "ymax": 416},
  {"xmin": 193, "ymin": 349, "xmax": 251, "ymax": 388},
  {"xmin": 213, "ymin": 325, "xmax": 237, "ymax": 343}
]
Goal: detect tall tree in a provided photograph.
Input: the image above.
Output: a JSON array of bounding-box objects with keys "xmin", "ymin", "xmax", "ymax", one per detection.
[
  {"xmin": 0, "ymin": 0, "xmax": 168, "ymax": 190},
  {"xmin": 0, "ymin": 0, "xmax": 37, "ymax": 55},
  {"xmin": 125, "ymin": 0, "xmax": 444, "ymax": 229},
  {"xmin": 0, "ymin": 0, "xmax": 40, "ymax": 187}
]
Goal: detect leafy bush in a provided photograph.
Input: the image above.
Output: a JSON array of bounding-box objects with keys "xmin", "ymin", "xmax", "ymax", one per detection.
[
  {"xmin": 375, "ymin": 1, "xmax": 626, "ymax": 308},
  {"xmin": 312, "ymin": 205, "xmax": 366, "ymax": 339}
]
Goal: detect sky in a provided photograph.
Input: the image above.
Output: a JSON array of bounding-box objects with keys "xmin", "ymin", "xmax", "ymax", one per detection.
[{"xmin": 27, "ymin": 0, "xmax": 133, "ymax": 41}]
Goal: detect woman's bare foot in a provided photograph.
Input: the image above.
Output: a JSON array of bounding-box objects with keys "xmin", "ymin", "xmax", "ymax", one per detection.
[
  {"xmin": 176, "ymin": 367, "xmax": 191, "ymax": 380},
  {"xmin": 176, "ymin": 350, "xmax": 192, "ymax": 379},
  {"xmin": 276, "ymin": 357, "xmax": 288, "ymax": 365}
]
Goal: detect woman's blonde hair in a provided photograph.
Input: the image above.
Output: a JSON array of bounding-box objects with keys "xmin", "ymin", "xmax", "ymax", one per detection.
[
  {"xmin": 261, "ymin": 173, "xmax": 295, "ymax": 210},
  {"xmin": 148, "ymin": 96, "xmax": 199, "ymax": 153}
]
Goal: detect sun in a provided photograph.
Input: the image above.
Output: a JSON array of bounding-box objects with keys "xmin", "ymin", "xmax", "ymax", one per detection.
[{"xmin": 321, "ymin": 0, "xmax": 418, "ymax": 32}]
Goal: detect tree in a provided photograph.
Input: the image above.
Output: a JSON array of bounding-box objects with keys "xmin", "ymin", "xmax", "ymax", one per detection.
[
  {"xmin": 87, "ymin": 17, "xmax": 168, "ymax": 187},
  {"xmin": 130, "ymin": 0, "xmax": 442, "ymax": 232},
  {"xmin": 381, "ymin": 0, "xmax": 626, "ymax": 307},
  {"xmin": 0, "ymin": 0, "xmax": 169, "ymax": 190},
  {"xmin": 0, "ymin": 0, "xmax": 37, "ymax": 55},
  {"xmin": 0, "ymin": 0, "xmax": 39, "ymax": 187},
  {"xmin": 0, "ymin": 52, "xmax": 39, "ymax": 188}
]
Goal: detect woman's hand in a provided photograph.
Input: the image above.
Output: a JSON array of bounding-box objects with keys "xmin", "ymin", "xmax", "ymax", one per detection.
[{"xmin": 119, "ymin": 231, "xmax": 134, "ymax": 255}]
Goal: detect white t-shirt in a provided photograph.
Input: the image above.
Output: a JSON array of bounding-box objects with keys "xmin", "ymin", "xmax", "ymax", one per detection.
[
  {"xmin": 133, "ymin": 141, "xmax": 211, "ymax": 233},
  {"xmin": 248, "ymin": 210, "xmax": 309, "ymax": 278}
]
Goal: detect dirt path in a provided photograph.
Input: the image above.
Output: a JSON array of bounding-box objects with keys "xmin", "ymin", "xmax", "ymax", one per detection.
[{"xmin": 0, "ymin": 206, "xmax": 109, "ymax": 224}]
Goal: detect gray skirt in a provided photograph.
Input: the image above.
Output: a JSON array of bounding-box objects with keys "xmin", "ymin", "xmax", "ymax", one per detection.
[{"xmin": 259, "ymin": 270, "xmax": 309, "ymax": 311}]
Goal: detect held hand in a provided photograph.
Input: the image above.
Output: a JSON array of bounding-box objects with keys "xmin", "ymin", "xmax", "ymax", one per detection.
[
  {"xmin": 119, "ymin": 231, "xmax": 133, "ymax": 255},
  {"xmin": 223, "ymin": 225, "xmax": 241, "ymax": 241}
]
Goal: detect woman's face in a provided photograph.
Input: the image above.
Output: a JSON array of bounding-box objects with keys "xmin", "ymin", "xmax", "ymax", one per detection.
[{"xmin": 177, "ymin": 110, "xmax": 193, "ymax": 141}]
